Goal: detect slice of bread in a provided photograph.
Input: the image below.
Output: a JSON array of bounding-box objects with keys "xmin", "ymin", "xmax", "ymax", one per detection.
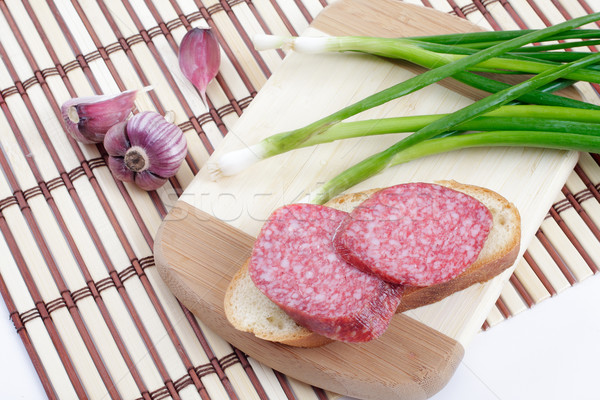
[
  {"xmin": 224, "ymin": 180, "xmax": 521, "ymax": 347},
  {"xmin": 224, "ymin": 259, "xmax": 333, "ymax": 347}
]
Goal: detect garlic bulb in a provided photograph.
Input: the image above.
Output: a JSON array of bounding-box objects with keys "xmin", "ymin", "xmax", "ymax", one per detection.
[
  {"xmin": 61, "ymin": 89, "xmax": 138, "ymax": 144},
  {"xmin": 103, "ymin": 111, "xmax": 187, "ymax": 191},
  {"xmin": 179, "ymin": 27, "xmax": 221, "ymax": 105}
]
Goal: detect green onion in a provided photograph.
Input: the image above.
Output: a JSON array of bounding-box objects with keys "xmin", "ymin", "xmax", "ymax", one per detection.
[
  {"xmin": 409, "ymin": 29, "xmax": 600, "ymax": 46},
  {"xmin": 516, "ymin": 40, "xmax": 600, "ymax": 52},
  {"xmin": 295, "ymin": 104, "xmax": 600, "ymax": 163},
  {"xmin": 300, "ymin": 115, "xmax": 600, "ymax": 148},
  {"xmin": 210, "ymin": 13, "xmax": 600, "ymax": 179},
  {"xmin": 249, "ymin": 104, "xmax": 600, "ymax": 149},
  {"xmin": 400, "ymin": 40, "xmax": 600, "ymax": 72},
  {"xmin": 459, "ymin": 40, "xmax": 600, "ymax": 53},
  {"xmin": 483, "ymin": 104, "xmax": 600, "ymax": 121},
  {"xmin": 388, "ymin": 131, "xmax": 600, "ymax": 167},
  {"xmin": 307, "ymin": 50, "xmax": 600, "ymax": 204},
  {"xmin": 450, "ymin": 73, "xmax": 596, "ymax": 109},
  {"xmin": 439, "ymin": 52, "xmax": 600, "ymax": 82}
]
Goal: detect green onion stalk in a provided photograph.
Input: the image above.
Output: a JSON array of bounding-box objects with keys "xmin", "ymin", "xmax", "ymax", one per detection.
[
  {"xmin": 388, "ymin": 130, "xmax": 600, "ymax": 166},
  {"xmin": 408, "ymin": 29, "xmax": 600, "ymax": 45},
  {"xmin": 209, "ymin": 13, "xmax": 600, "ymax": 179},
  {"xmin": 408, "ymin": 29, "xmax": 600, "ymax": 53},
  {"xmin": 433, "ymin": 52, "xmax": 600, "ymax": 82},
  {"xmin": 214, "ymin": 104, "xmax": 600, "ymax": 158},
  {"xmin": 455, "ymin": 39, "xmax": 600, "ymax": 52},
  {"xmin": 239, "ymin": 104, "xmax": 600, "ymax": 151},
  {"xmin": 515, "ymin": 40, "xmax": 600, "ymax": 52},
  {"xmin": 406, "ymin": 38, "xmax": 600, "ymax": 64},
  {"xmin": 307, "ymin": 50, "xmax": 600, "ymax": 204},
  {"xmin": 299, "ymin": 112, "xmax": 600, "ymax": 148}
]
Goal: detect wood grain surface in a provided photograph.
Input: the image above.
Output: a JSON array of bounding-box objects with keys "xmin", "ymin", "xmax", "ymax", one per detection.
[{"xmin": 154, "ymin": 0, "xmax": 582, "ymax": 398}]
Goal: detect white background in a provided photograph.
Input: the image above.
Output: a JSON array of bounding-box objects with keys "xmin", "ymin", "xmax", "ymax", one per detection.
[{"xmin": 1, "ymin": 273, "xmax": 599, "ymax": 400}]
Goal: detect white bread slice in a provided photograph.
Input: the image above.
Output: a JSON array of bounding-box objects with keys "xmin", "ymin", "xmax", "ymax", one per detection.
[
  {"xmin": 224, "ymin": 259, "xmax": 333, "ymax": 347},
  {"xmin": 224, "ymin": 180, "xmax": 521, "ymax": 347}
]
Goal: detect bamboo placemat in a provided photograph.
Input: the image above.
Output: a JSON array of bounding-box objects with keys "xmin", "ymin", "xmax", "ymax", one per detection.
[{"xmin": 0, "ymin": 0, "xmax": 598, "ymax": 399}]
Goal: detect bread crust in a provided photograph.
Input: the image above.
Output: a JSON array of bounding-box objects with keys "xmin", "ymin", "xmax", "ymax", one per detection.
[
  {"xmin": 224, "ymin": 260, "xmax": 333, "ymax": 347},
  {"xmin": 396, "ymin": 234, "xmax": 520, "ymax": 312},
  {"xmin": 224, "ymin": 181, "xmax": 521, "ymax": 347}
]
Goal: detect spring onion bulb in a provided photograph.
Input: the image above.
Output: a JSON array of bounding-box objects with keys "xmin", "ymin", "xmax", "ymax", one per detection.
[
  {"xmin": 253, "ymin": 35, "xmax": 329, "ymax": 54},
  {"xmin": 209, "ymin": 13, "xmax": 600, "ymax": 180},
  {"xmin": 214, "ymin": 144, "xmax": 266, "ymax": 176}
]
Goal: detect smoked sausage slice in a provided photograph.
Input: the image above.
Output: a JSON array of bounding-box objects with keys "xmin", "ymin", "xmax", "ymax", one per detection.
[
  {"xmin": 248, "ymin": 204, "xmax": 402, "ymax": 342},
  {"xmin": 333, "ymin": 183, "xmax": 493, "ymax": 286}
]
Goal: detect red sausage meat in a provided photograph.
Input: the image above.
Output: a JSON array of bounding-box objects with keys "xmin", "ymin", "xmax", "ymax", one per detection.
[
  {"xmin": 248, "ymin": 203, "xmax": 403, "ymax": 342},
  {"xmin": 334, "ymin": 183, "xmax": 493, "ymax": 286}
]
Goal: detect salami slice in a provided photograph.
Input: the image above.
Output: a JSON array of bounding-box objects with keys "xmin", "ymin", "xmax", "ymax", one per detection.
[
  {"xmin": 248, "ymin": 203, "xmax": 403, "ymax": 342},
  {"xmin": 333, "ymin": 183, "xmax": 493, "ymax": 286}
]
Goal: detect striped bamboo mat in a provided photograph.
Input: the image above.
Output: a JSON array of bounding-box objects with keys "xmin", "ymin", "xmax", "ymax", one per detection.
[{"xmin": 0, "ymin": 0, "xmax": 599, "ymax": 399}]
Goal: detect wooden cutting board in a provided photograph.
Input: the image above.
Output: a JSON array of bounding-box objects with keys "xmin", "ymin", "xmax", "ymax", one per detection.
[{"xmin": 154, "ymin": 0, "xmax": 581, "ymax": 398}]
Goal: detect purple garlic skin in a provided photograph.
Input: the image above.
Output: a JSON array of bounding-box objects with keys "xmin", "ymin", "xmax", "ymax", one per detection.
[
  {"xmin": 104, "ymin": 111, "xmax": 187, "ymax": 191},
  {"xmin": 61, "ymin": 89, "xmax": 138, "ymax": 144},
  {"xmin": 179, "ymin": 27, "xmax": 221, "ymax": 105}
]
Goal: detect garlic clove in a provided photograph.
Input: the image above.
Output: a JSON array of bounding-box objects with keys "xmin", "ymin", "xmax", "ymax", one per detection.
[
  {"xmin": 61, "ymin": 89, "xmax": 139, "ymax": 144},
  {"xmin": 102, "ymin": 120, "xmax": 130, "ymax": 156},
  {"xmin": 104, "ymin": 111, "xmax": 187, "ymax": 191},
  {"xmin": 107, "ymin": 155, "xmax": 135, "ymax": 183},
  {"xmin": 135, "ymin": 171, "xmax": 168, "ymax": 191},
  {"xmin": 179, "ymin": 27, "xmax": 221, "ymax": 105}
]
